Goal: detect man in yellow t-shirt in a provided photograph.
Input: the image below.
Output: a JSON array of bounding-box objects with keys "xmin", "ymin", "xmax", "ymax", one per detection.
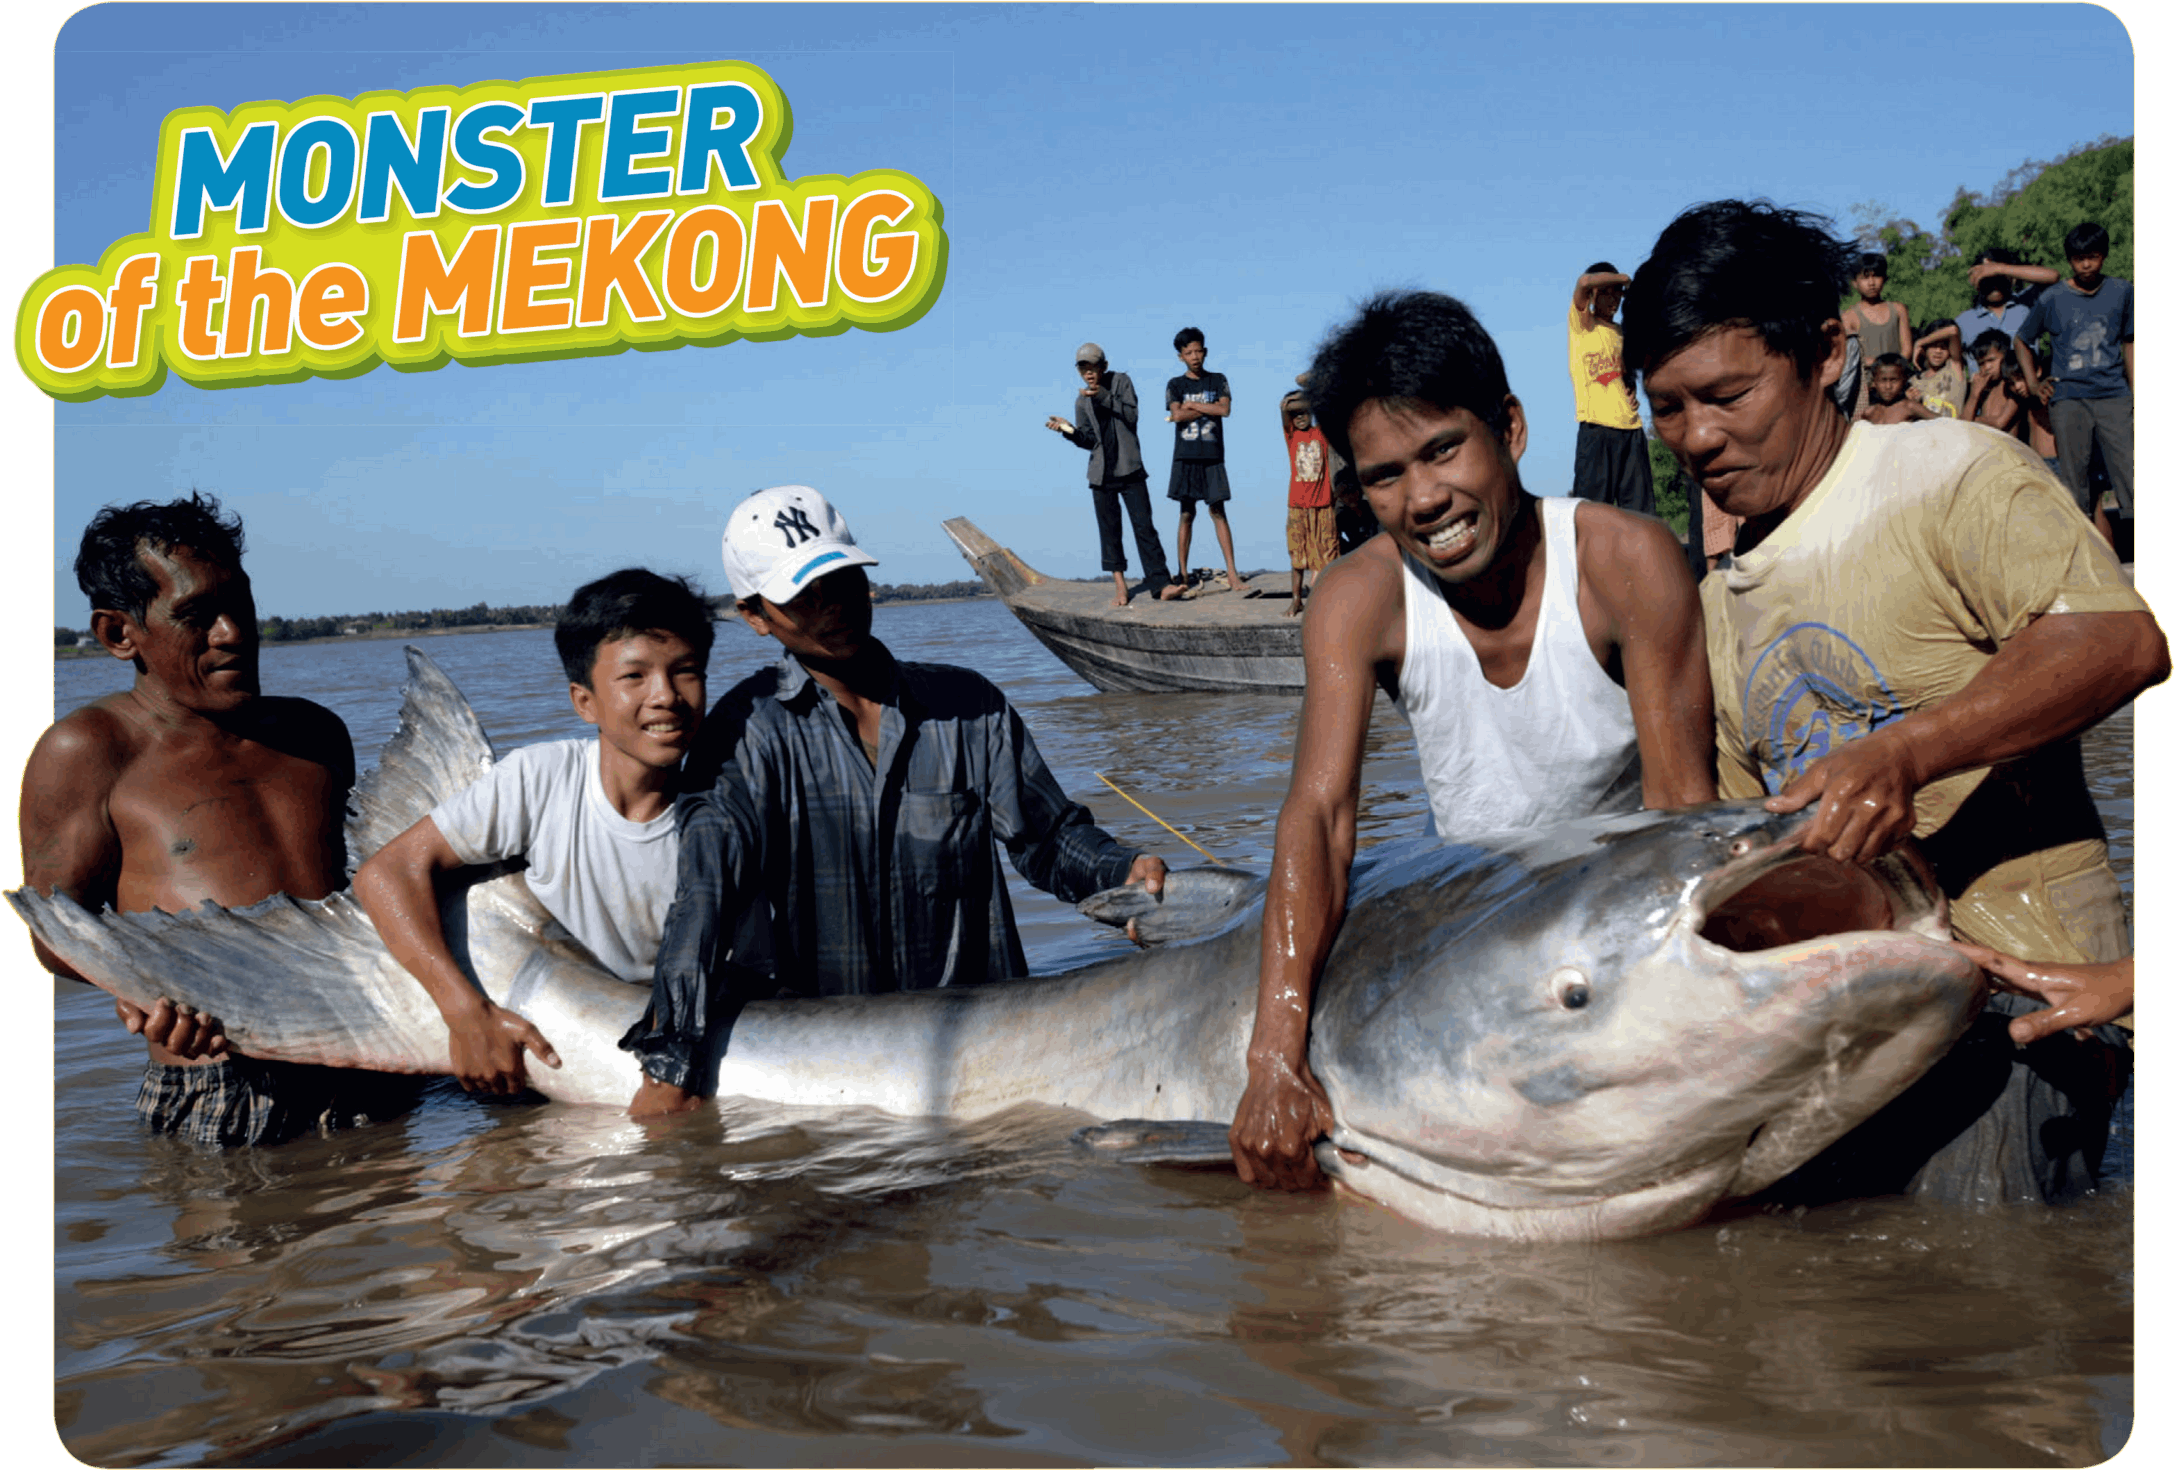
[
  {"xmin": 1568, "ymin": 262, "xmax": 1655, "ymax": 515},
  {"xmin": 1625, "ymin": 199, "xmax": 2168, "ymax": 1203}
]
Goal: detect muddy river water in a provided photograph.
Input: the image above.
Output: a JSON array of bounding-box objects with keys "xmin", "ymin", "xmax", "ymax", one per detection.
[{"xmin": 47, "ymin": 598, "xmax": 2134, "ymax": 1465}]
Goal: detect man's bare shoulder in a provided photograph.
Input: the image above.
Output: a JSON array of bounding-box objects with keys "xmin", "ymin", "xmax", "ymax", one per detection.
[
  {"xmin": 30, "ymin": 695, "xmax": 147, "ymax": 786},
  {"xmin": 1570, "ymin": 499, "xmax": 1688, "ymax": 571},
  {"xmin": 1569, "ymin": 500, "xmax": 1696, "ymax": 612},
  {"xmin": 1305, "ymin": 537, "xmax": 1405, "ymax": 662}
]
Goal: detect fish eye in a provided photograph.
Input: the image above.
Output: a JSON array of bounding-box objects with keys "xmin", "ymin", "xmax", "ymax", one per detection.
[{"xmin": 1547, "ymin": 966, "xmax": 1591, "ymax": 1010}]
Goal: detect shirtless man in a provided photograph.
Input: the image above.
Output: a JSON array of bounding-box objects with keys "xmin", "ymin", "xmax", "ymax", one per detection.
[
  {"xmin": 24, "ymin": 494, "xmax": 402, "ymax": 1144},
  {"xmin": 1229, "ymin": 291, "xmax": 1717, "ymax": 1189}
]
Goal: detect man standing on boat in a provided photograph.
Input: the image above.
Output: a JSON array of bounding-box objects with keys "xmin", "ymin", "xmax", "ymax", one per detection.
[
  {"xmin": 624, "ymin": 486, "xmax": 1170, "ymax": 1113},
  {"xmin": 1047, "ymin": 342, "xmax": 1182, "ymax": 606},
  {"xmin": 1230, "ymin": 291, "xmax": 1717, "ymax": 1190}
]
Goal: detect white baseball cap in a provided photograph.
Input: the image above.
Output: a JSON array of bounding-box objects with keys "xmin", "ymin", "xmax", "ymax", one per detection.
[{"xmin": 721, "ymin": 485, "xmax": 880, "ymax": 604}]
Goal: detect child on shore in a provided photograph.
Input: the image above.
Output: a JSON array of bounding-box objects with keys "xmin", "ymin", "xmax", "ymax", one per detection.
[
  {"xmin": 1858, "ymin": 353, "xmax": 1937, "ymax": 424},
  {"xmin": 1279, "ymin": 390, "xmax": 1337, "ymax": 616},
  {"xmin": 1910, "ymin": 320, "xmax": 1965, "ymax": 417},
  {"xmin": 1165, "ymin": 326, "xmax": 1247, "ymax": 593},
  {"xmin": 1964, "ymin": 331, "xmax": 2025, "ymax": 438},
  {"xmin": 1841, "ymin": 253, "xmax": 1912, "ymax": 415}
]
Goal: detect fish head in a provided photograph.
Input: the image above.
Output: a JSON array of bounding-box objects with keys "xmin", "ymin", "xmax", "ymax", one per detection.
[{"xmin": 1307, "ymin": 801, "xmax": 1986, "ymax": 1240}]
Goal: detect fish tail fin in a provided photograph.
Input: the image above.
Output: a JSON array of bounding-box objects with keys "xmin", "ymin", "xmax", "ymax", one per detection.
[{"xmin": 344, "ymin": 647, "xmax": 497, "ymax": 871}]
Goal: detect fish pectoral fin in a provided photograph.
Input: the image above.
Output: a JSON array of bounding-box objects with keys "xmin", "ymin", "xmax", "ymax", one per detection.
[
  {"xmin": 1072, "ymin": 1119, "xmax": 1235, "ymax": 1169},
  {"xmin": 1075, "ymin": 867, "xmax": 1266, "ymax": 946}
]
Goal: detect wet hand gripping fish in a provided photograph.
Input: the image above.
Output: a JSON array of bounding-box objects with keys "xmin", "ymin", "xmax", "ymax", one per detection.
[{"xmin": 15, "ymin": 650, "xmax": 1984, "ymax": 1241}]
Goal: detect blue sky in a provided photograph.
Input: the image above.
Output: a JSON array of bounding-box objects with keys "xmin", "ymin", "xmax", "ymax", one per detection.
[{"xmin": 18, "ymin": 2, "xmax": 2141, "ymax": 625}]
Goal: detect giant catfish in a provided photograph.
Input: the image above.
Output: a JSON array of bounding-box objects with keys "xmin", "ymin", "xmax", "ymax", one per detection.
[{"xmin": 16, "ymin": 649, "xmax": 1986, "ymax": 1241}]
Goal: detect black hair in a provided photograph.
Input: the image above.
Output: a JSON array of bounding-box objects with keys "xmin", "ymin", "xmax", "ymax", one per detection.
[
  {"xmin": 1585, "ymin": 260, "xmax": 1618, "ymax": 276},
  {"xmin": 2065, "ymin": 221, "xmax": 2111, "ymax": 259},
  {"xmin": 1855, "ymin": 252, "xmax": 1889, "ymax": 277},
  {"xmin": 1867, "ymin": 353, "xmax": 1912, "ymax": 404},
  {"xmin": 1300, "ymin": 290, "xmax": 1513, "ymax": 468},
  {"xmin": 1172, "ymin": 325, "xmax": 1205, "ymax": 352},
  {"xmin": 74, "ymin": 492, "xmax": 247, "ymax": 619},
  {"xmin": 1622, "ymin": 199, "xmax": 1856, "ymax": 383},
  {"xmin": 1969, "ymin": 328, "xmax": 2011, "ymax": 359},
  {"xmin": 555, "ymin": 568, "xmax": 715, "ymax": 686}
]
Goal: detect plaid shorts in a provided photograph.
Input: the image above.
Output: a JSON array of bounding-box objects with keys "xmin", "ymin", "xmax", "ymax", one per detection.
[
  {"xmin": 1286, "ymin": 505, "xmax": 1338, "ymax": 570},
  {"xmin": 136, "ymin": 1056, "xmax": 418, "ymax": 1147}
]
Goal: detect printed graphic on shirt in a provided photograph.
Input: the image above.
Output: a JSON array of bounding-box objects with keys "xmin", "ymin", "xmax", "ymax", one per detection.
[
  {"xmin": 1582, "ymin": 345, "xmax": 1623, "ymax": 389},
  {"xmin": 2063, "ymin": 315, "xmax": 2116, "ymax": 375},
  {"xmin": 1177, "ymin": 384, "xmax": 1221, "ymax": 444},
  {"xmin": 1740, "ymin": 622, "xmax": 1903, "ymax": 793},
  {"xmin": 1293, "ymin": 437, "xmax": 1325, "ymax": 481}
]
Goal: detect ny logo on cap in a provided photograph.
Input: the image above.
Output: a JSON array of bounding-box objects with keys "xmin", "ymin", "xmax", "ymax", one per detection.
[{"xmin": 772, "ymin": 505, "xmax": 822, "ymax": 547}]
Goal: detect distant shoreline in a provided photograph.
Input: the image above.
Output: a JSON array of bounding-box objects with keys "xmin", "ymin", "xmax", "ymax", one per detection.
[{"xmin": 52, "ymin": 592, "xmax": 999, "ymax": 660}]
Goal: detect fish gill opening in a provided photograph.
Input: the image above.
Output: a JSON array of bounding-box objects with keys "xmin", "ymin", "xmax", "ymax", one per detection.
[{"xmin": 1696, "ymin": 855, "xmax": 1896, "ymax": 953}]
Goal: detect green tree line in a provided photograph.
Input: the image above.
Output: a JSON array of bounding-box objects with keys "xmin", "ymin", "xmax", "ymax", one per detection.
[
  {"xmin": 1644, "ymin": 136, "xmax": 2133, "ymax": 532},
  {"xmin": 1851, "ymin": 136, "xmax": 2132, "ymax": 325}
]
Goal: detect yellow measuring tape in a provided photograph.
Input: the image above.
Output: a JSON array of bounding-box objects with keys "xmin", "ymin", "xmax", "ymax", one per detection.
[{"xmin": 1093, "ymin": 771, "xmax": 1226, "ymax": 866}]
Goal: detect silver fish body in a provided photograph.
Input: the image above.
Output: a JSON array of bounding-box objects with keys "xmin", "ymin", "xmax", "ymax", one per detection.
[{"xmin": 16, "ymin": 649, "xmax": 1985, "ymax": 1239}]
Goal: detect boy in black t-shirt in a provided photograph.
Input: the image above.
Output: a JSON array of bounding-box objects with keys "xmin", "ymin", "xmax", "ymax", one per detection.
[{"xmin": 1165, "ymin": 326, "xmax": 1248, "ymax": 593}]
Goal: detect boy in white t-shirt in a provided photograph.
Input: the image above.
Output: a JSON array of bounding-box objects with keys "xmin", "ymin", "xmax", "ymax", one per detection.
[{"xmin": 353, "ymin": 568, "xmax": 714, "ymax": 1105}]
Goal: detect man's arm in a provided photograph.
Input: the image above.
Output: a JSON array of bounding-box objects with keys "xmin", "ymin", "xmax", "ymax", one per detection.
[
  {"xmin": 1577, "ymin": 507, "xmax": 1719, "ymax": 808},
  {"xmin": 2123, "ymin": 339, "xmax": 2133, "ymax": 389},
  {"xmin": 1970, "ymin": 261, "xmax": 2061, "ymax": 290},
  {"xmin": 353, "ymin": 817, "xmax": 561, "ymax": 1094},
  {"xmin": 1572, "ymin": 269, "xmax": 1630, "ymax": 319},
  {"xmin": 1231, "ymin": 550, "xmax": 1396, "ymax": 1189},
  {"xmin": 1049, "ymin": 401, "xmax": 1097, "ymax": 449},
  {"xmin": 623, "ymin": 773, "xmax": 767, "ymax": 1115},
  {"xmin": 1107, "ymin": 372, "xmax": 1138, "ymax": 427},
  {"xmin": 19, "ymin": 713, "xmax": 124, "ymax": 982},
  {"xmin": 985, "ymin": 698, "xmax": 1163, "ymax": 903},
  {"xmin": 2013, "ymin": 302, "xmax": 2051, "ymax": 400},
  {"xmin": 1770, "ymin": 609, "xmax": 2169, "ymax": 862},
  {"xmin": 1896, "ymin": 303, "xmax": 1914, "ymax": 361}
]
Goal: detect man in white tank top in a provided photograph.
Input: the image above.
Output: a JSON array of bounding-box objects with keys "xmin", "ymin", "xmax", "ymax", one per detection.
[{"xmin": 1231, "ymin": 291, "xmax": 1719, "ymax": 1192}]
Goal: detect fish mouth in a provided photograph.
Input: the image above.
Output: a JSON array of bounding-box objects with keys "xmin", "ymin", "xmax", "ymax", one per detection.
[
  {"xmin": 1686, "ymin": 823, "xmax": 1949, "ymax": 953},
  {"xmin": 1673, "ymin": 820, "xmax": 1986, "ymax": 1197}
]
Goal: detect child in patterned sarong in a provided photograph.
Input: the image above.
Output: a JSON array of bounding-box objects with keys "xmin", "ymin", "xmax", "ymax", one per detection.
[{"xmin": 1281, "ymin": 391, "xmax": 1339, "ymax": 616}]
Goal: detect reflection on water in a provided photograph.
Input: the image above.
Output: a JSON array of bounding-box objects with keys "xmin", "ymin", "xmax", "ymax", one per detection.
[{"xmin": 49, "ymin": 604, "xmax": 2133, "ymax": 1465}]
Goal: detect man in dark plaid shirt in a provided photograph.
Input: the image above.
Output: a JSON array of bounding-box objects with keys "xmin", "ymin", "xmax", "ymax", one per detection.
[{"xmin": 621, "ymin": 486, "xmax": 1168, "ymax": 1116}]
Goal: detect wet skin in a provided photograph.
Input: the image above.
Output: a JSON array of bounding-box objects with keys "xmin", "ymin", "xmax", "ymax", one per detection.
[
  {"xmin": 21, "ymin": 544, "xmax": 353, "ymax": 1064},
  {"xmin": 1231, "ymin": 394, "xmax": 1716, "ymax": 1190},
  {"xmin": 354, "ymin": 630, "xmax": 706, "ymax": 1117}
]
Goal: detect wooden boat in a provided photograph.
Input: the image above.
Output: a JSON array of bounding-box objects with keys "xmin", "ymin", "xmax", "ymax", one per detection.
[{"xmin": 942, "ymin": 517, "xmax": 1305, "ymax": 695}]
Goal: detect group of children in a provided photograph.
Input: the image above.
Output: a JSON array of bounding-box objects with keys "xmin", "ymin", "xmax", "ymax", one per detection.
[{"xmin": 1847, "ymin": 232, "xmax": 2131, "ymax": 547}]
